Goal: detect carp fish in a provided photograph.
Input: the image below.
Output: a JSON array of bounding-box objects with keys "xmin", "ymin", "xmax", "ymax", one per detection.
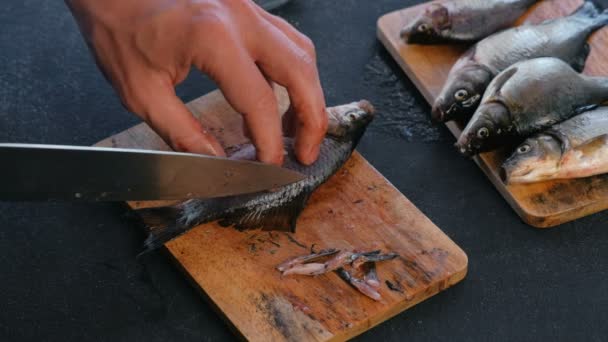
[
  {"xmin": 401, "ymin": 0, "xmax": 539, "ymax": 44},
  {"xmin": 136, "ymin": 101, "xmax": 375, "ymax": 253},
  {"xmin": 433, "ymin": 1, "xmax": 608, "ymax": 122},
  {"xmin": 455, "ymin": 57, "xmax": 608, "ymax": 156},
  {"xmin": 502, "ymin": 106, "xmax": 608, "ymax": 184}
]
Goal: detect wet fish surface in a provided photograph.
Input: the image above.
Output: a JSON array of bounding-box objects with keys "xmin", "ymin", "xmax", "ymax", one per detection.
[
  {"xmin": 456, "ymin": 57, "xmax": 608, "ymax": 156},
  {"xmin": 401, "ymin": 0, "xmax": 538, "ymax": 44},
  {"xmin": 433, "ymin": 1, "xmax": 608, "ymax": 122},
  {"xmin": 503, "ymin": 106, "xmax": 608, "ymax": 184},
  {"xmin": 136, "ymin": 101, "xmax": 375, "ymax": 253}
]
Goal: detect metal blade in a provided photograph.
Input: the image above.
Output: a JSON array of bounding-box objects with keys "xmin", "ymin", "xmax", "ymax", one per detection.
[{"xmin": 0, "ymin": 143, "xmax": 305, "ymax": 201}]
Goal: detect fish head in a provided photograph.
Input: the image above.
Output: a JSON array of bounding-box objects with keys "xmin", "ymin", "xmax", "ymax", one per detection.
[
  {"xmin": 327, "ymin": 100, "xmax": 375, "ymax": 143},
  {"xmin": 400, "ymin": 3, "xmax": 450, "ymax": 44},
  {"xmin": 455, "ymin": 101, "xmax": 512, "ymax": 156},
  {"xmin": 501, "ymin": 134, "xmax": 562, "ymax": 184},
  {"xmin": 431, "ymin": 64, "xmax": 492, "ymax": 122}
]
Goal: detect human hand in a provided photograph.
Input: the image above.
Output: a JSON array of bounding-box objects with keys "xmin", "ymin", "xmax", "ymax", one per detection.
[{"xmin": 66, "ymin": 0, "xmax": 327, "ymax": 165}]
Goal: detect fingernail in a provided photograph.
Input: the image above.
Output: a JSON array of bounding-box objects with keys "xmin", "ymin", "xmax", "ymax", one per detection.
[
  {"xmin": 259, "ymin": 149, "xmax": 284, "ymax": 166},
  {"xmin": 300, "ymin": 144, "xmax": 320, "ymax": 165}
]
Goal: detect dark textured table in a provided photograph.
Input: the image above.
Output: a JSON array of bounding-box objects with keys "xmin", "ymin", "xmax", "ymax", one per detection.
[{"xmin": 1, "ymin": 1, "xmax": 607, "ymax": 341}]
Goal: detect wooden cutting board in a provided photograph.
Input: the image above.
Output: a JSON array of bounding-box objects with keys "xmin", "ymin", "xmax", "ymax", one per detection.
[
  {"xmin": 378, "ymin": 0, "xmax": 608, "ymax": 228},
  {"xmin": 96, "ymin": 87, "xmax": 467, "ymax": 341}
]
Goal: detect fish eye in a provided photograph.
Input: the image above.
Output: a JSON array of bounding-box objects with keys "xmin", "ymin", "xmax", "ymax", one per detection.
[
  {"xmin": 517, "ymin": 144, "xmax": 531, "ymax": 154},
  {"xmin": 454, "ymin": 89, "xmax": 469, "ymax": 102},
  {"xmin": 418, "ymin": 23, "xmax": 429, "ymax": 32},
  {"xmin": 476, "ymin": 127, "xmax": 489, "ymax": 139}
]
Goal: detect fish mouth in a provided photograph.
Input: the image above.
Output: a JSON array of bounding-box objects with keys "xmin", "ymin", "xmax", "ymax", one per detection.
[
  {"xmin": 402, "ymin": 30, "xmax": 443, "ymax": 44},
  {"xmin": 501, "ymin": 163, "xmax": 534, "ymax": 185},
  {"xmin": 454, "ymin": 141, "xmax": 475, "ymax": 158},
  {"xmin": 500, "ymin": 166, "xmax": 514, "ymax": 184},
  {"xmin": 431, "ymin": 105, "xmax": 445, "ymax": 122},
  {"xmin": 399, "ymin": 27, "xmax": 411, "ymax": 41}
]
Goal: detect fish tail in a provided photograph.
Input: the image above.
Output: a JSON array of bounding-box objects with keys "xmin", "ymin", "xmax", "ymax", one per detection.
[
  {"xmin": 596, "ymin": 7, "xmax": 608, "ymax": 28},
  {"xmin": 571, "ymin": 1, "xmax": 608, "ymax": 30},
  {"xmin": 572, "ymin": 1, "xmax": 601, "ymax": 19},
  {"xmin": 136, "ymin": 199, "xmax": 225, "ymax": 255}
]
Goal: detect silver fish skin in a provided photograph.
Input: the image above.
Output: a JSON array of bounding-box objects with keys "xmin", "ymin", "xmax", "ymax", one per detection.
[
  {"xmin": 456, "ymin": 57, "xmax": 608, "ymax": 156},
  {"xmin": 401, "ymin": 0, "xmax": 538, "ymax": 44},
  {"xmin": 503, "ymin": 106, "xmax": 608, "ymax": 184},
  {"xmin": 137, "ymin": 101, "xmax": 375, "ymax": 253},
  {"xmin": 432, "ymin": 1, "xmax": 608, "ymax": 122}
]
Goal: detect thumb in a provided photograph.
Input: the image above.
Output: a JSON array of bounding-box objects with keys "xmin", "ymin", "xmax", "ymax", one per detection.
[{"xmin": 131, "ymin": 86, "xmax": 226, "ymax": 157}]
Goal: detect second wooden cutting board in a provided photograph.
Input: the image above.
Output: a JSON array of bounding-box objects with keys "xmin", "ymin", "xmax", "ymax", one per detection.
[{"xmin": 378, "ymin": 0, "xmax": 608, "ymax": 228}]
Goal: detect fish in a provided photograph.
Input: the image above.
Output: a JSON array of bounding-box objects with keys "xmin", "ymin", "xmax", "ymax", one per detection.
[
  {"xmin": 502, "ymin": 106, "xmax": 608, "ymax": 184},
  {"xmin": 455, "ymin": 57, "xmax": 608, "ymax": 156},
  {"xmin": 401, "ymin": 0, "xmax": 538, "ymax": 44},
  {"xmin": 136, "ymin": 101, "xmax": 375, "ymax": 253},
  {"xmin": 432, "ymin": 1, "xmax": 608, "ymax": 122}
]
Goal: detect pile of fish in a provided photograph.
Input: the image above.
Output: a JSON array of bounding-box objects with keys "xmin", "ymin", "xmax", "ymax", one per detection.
[
  {"xmin": 402, "ymin": 0, "xmax": 608, "ymax": 184},
  {"xmin": 276, "ymin": 249, "xmax": 400, "ymax": 301},
  {"xmin": 137, "ymin": 101, "xmax": 375, "ymax": 253}
]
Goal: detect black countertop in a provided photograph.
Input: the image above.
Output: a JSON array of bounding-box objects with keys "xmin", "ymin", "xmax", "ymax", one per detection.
[{"xmin": 1, "ymin": 1, "xmax": 607, "ymax": 341}]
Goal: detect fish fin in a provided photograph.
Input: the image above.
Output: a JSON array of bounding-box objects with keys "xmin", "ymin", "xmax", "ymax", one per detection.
[
  {"xmin": 572, "ymin": 1, "xmax": 601, "ymax": 19},
  {"xmin": 491, "ymin": 67, "xmax": 518, "ymax": 96},
  {"xmin": 571, "ymin": 1, "xmax": 608, "ymax": 31},
  {"xmin": 136, "ymin": 199, "xmax": 226, "ymax": 254},
  {"xmin": 560, "ymin": 134, "xmax": 608, "ymax": 166},
  {"xmin": 574, "ymin": 104, "xmax": 600, "ymax": 116},
  {"xmin": 571, "ymin": 42, "xmax": 590, "ymax": 73},
  {"xmin": 135, "ymin": 205, "xmax": 184, "ymax": 254},
  {"xmin": 218, "ymin": 192, "xmax": 310, "ymax": 232},
  {"xmin": 545, "ymin": 129, "xmax": 572, "ymax": 154}
]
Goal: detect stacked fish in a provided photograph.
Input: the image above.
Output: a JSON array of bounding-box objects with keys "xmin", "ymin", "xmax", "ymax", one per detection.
[{"xmin": 402, "ymin": 0, "xmax": 608, "ymax": 184}]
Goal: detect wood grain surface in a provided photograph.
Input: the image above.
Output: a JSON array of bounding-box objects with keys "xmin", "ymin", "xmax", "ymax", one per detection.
[
  {"xmin": 96, "ymin": 87, "xmax": 468, "ymax": 341},
  {"xmin": 378, "ymin": 0, "xmax": 608, "ymax": 228}
]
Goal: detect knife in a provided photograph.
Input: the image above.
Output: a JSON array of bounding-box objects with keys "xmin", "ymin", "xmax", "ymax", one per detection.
[{"xmin": 0, "ymin": 143, "xmax": 305, "ymax": 201}]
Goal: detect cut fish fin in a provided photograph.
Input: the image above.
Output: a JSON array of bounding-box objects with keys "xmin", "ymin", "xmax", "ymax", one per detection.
[
  {"xmin": 219, "ymin": 192, "xmax": 310, "ymax": 232},
  {"xmin": 572, "ymin": 42, "xmax": 591, "ymax": 72},
  {"xmin": 544, "ymin": 129, "xmax": 572, "ymax": 154},
  {"xmin": 560, "ymin": 134, "xmax": 608, "ymax": 166}
]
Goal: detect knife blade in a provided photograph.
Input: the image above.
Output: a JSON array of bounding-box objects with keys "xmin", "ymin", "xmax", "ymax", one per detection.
[{"xmin": 0, "ymin": 143, "xmax": 305, "ymax": 201}]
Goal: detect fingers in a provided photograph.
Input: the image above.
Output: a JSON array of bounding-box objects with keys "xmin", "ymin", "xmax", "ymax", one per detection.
[
  {"xmin": 124, "ymin": 78, "xmax": 226, "ymax": 157},
  {"xmin": 253, "ymin": 12, "xmax": 328, "ymax": 165},
  {"xmin": 194, "ymin": 36, "xmax": 284, "ymax": 165}
]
